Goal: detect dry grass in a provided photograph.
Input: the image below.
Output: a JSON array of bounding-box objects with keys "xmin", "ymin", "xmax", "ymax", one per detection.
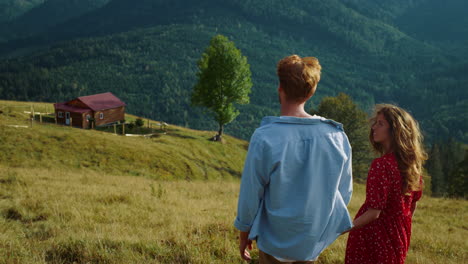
[{"xmin": 0, "ymin": 167, "xmax": 466, "ymax": 264}]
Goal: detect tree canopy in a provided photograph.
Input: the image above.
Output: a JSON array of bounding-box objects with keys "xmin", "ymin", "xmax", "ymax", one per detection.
[{"xmin": 191, "ymin": 34, "xmax": 252, "ymax": 141}]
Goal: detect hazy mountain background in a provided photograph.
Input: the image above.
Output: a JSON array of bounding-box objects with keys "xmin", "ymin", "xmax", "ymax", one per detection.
[
  {"xmin": 0, "ymin": 0, "xmax": 467, "ymax": 141},
  {"xmin": 0, "ymin": 0, "xmax": 45, "ymax": 23},
  {"xmin": 0, "ymin": 0, "xmax": 111, "ymax": 41}
]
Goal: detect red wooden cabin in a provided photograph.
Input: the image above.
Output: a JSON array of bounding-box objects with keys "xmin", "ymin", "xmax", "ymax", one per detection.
[{"xmin": 54, "ymin": 92, "xmax": 126, "ymax": 128}]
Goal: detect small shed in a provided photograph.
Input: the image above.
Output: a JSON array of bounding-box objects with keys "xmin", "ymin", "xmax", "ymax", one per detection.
[{"xmin": 54, "ymin": 92, "xmax": 126, "ymax": 128}]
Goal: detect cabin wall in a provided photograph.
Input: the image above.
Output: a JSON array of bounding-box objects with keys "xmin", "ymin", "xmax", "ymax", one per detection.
[
  {"xmin": 82, "ymin": 112, "xmax": 93, "ymax": 128},
  {"xmin": 54, "ymin": 109, "xmax": 91, "ymax": 128},
  {"xmin": 70, "ymin": 112, "xmax": 84, "ymax": 127},
  {"xmin": 55, "ymin": 109, "xmax": 66, "ymax": 125},
  {"xmin": 94, "ymin": 106, "xmax": 125, "ymax": 127}
]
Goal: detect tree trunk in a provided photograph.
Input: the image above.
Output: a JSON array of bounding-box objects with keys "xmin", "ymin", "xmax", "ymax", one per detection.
[{"xmin": 213, "ymin": 123, "xmax": 224, "ymax": 141}]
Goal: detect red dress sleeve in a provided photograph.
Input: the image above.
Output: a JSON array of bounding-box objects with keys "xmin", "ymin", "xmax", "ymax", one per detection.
[{"xmin": 365, "ymin": 158, "xmax": 390, "ymax": 210}]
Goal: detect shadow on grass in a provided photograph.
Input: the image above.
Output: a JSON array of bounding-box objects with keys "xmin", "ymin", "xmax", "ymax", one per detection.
[
  {"xmin": 167, "ymin": 132, "xmax": 198, "ymax": 140},
  {"xmin": 44, "ymin": 238, "xmax": 194, "ymax": 264},
  {"xmin": 216, "ymin": 167, "xmax": 242, "ymax": 178},
  {"xmin": 2, "ymin": 207, "xmax": 49, "ymax": 223}
]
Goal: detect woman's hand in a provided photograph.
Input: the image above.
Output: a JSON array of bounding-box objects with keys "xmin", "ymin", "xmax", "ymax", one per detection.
[
  {"xmin": 340, "ymin": 226, "xmax": 353, "ymax": 235},
  {"xmin": 351, "ymin": 208, "xmax": 382, "ymax": 231},
  {"xmin": 239, "ymin": 231, "xmax": 253, "ymax": 261}
]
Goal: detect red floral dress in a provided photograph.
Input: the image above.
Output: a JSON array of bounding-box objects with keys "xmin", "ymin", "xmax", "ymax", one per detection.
[{"xmin": 345, "ymin": 152, "xmax": 422, "ymax": 264}]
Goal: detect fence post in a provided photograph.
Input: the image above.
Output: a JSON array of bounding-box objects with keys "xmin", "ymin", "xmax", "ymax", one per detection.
[
  {"xmin": 39, "ymin": 113, "xmax": 42, "ymax": 123},
  {"xmin": 114, "ymin": 124, "xmax": 117, "ymax": 134},
  {"xmin": 122, "ymin": 123, "xmax": 125, "ymax": 135},
  {"xmin": 70, "ymin": 117, "xmax": 73, "ymax": 127}
]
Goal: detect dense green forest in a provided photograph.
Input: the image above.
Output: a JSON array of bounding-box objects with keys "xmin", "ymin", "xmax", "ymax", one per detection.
[
  {"xmin": 0, "ymin": 0, "xmax": 466, "ymax": 144},
  {"xmin": 426, "ymin": 138, "xmax": 467, "ymax": 198}
]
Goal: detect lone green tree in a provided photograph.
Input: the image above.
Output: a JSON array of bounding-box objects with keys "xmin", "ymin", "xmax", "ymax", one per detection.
[{"xmin": 192, "ymin": 34, "xmax": 252, "ymax": 141}]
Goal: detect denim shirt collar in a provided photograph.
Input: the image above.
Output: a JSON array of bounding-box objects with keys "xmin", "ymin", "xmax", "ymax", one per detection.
[{"xmin": 260, "ymin": 115, "xmax": 344, "ymax": 131}]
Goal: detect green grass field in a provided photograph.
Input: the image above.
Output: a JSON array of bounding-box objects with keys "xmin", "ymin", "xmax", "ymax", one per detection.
[{"xmin": 0, "ymin": 100, "xmax": 467, "ymax": 263}]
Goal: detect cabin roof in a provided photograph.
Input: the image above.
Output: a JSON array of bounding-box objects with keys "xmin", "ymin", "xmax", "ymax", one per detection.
[
  {"xmin": 77, "ymin": 92, "xmax": 126, "ymax": 111},
  {"xmin": 54, "ymin": 102, "xmax": 91, "ymax": 113}
]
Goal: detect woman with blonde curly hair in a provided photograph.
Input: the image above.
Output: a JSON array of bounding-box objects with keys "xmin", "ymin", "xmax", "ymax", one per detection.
[{"xmin": 344, "ymin": 104, "xmax": 428, "ymax": 264}]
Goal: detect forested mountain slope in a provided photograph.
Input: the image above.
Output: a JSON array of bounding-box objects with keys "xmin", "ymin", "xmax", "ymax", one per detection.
[{"xmin": 0, "ymin": 0, "xmax": 466, "ymax": 141}]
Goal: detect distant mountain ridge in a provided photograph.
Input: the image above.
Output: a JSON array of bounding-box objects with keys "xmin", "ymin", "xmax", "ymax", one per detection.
[
  {"xmin": 0, "ymin": 0, "xmax": 110, "ymax": 42},
  {"xmin": 0, "ymin": 0, "xmax": 44, "ymax": 23}
]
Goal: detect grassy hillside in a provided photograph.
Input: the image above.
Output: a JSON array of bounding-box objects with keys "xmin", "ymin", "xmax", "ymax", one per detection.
[
  {"xmin": 0, "ymin": 100, "xmax": 248, "ymax": 180},
  {"xmin": 0, "ymin": 99, "xmax": 467, "ymax": 263},
  {"xmin": 0, "ymin": 167, "xmax": 466, "ymax": 263}
]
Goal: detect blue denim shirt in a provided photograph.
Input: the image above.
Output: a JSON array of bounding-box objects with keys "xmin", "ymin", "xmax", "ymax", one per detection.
[{"xmin": 234, "ymin": 115, "xmax": 353, "ymax": 261}]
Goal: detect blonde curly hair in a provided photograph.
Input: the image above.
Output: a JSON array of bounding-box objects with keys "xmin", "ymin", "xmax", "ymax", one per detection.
[{"xmin": 369, "ymin": 104, "xmax": 428, "ymax": 194}]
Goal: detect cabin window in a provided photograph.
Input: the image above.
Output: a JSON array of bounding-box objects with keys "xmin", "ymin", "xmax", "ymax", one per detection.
[
  {"xmin": 86, "ymin": 114, "xmax": 91, "ymax": 122},
  {"xmin": 99, "ymin": 113, "xmax": 104, "ymax": 119},
  {"xmin": 58, "ymin": 111, "xmax": 63, "ymax": 118}
]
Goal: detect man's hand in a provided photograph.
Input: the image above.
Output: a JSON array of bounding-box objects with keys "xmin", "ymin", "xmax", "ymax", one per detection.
[{"xmin": 239, "ymin": 231, "xmax": 252, "ymax": 261}]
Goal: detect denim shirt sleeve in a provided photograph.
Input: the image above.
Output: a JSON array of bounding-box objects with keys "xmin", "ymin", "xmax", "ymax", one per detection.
[
  {"xmin": 338, "ymin": 133, "xmax": 353, "ymax": 206},
  {"xmin": 234, "ymin": 131, "xmax": 269, "ymax": 232}
]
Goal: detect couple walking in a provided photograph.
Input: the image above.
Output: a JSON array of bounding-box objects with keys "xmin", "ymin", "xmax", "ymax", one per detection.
[{"xmin": 234, "ymin": 55, "xmax": 427, "ymax": 264}]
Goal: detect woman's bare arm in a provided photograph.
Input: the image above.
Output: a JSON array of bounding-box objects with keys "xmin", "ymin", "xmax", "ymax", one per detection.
[{"xmin": 342, "ymin": 208, "xmax": 382, "ymax": 234}]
